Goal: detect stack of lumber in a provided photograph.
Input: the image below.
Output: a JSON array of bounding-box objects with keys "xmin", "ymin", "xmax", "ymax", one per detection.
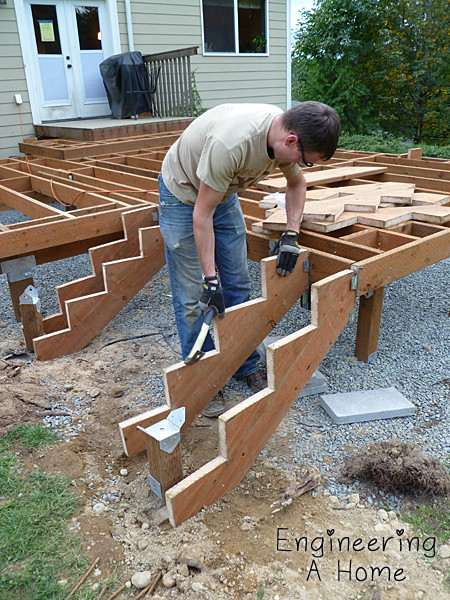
[{"xmin": 253, "ymin": 178, "xmax": 450, "ymax": 234}]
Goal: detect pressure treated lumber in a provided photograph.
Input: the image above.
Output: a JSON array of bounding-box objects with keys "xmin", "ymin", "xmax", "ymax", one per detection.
[
  {"xmin": 33, "ymin": 224, "xmax": 165, "ymax": 360},
  {"xmin": 256, "ymin": 166, "xmax": 388, "ymax": 193},
  {"xmin": 19, "ymin": 133, "xmax": 179, "ymax": 160},
  {"xmin": 42, "ymin": 207, "xmax": 158, "ymax": 334},
  {"xmin": 165, "ymin": 270, "xmax": 356, "ymax": 526},
  {"xmin": 355, "ymin": 287, "xmax": 385, "ymax": 363},
  {"xmin": 0, "ymin": 205, "xmax": 158, "ymax": 262},
  {"xmin": 354, "ymin": 228, "xmax": 450, "ymax": 295},
  {"xmin": 118, "ymin": 253, "xmax": 310, "ymax": 456}
]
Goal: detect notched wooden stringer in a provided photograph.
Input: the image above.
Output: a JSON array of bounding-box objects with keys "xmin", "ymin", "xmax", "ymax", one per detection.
[
  {"xmin": 32, "ymin": 206, "xmax": 164, "ymax": 360},
  {"xmin": 118, "ymin": 251, "xmax": 310, "ymax": 457},
  {"xmin": 164, "ymin": 269, "xmax": 356, "ymax": 526}
]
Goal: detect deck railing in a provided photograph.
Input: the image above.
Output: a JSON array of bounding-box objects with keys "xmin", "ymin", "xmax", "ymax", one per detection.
[{"xmin": 142, "ymin": 47, "xmax": 199, "ymax": 119}]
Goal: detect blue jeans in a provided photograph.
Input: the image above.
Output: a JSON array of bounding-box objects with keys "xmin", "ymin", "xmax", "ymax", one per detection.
[{"xmin": 158, "ymin": 174, "xmax": 259, "ymax": 377}]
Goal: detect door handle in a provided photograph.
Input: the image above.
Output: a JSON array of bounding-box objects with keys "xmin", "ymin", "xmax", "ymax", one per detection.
[{"xmin": 67, "ymin": 64, "xmax": 72, "ymax": 68}]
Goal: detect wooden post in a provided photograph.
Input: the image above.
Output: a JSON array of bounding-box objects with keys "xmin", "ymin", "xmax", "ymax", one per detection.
[
  {"xmin": 138, "ymin": 408, "xmax": 184, "ymax": 500},
  {"xmin": 19, "ymin": 285, "xmax": 44, "ymax": 351},
  {"xmin": 355, "ymin": 286, "xmax": 385, "ymax": 363},
  {"xmin": 9, "ymin": 278, "xmax": 35, "ymax": 321},
  {"xmin": 407, "ymin": 148, "xmax": 422, "ymax": 160},
  {"xmin": 1, "ymin": 256, "xmax": 37, "ymax": 322}
]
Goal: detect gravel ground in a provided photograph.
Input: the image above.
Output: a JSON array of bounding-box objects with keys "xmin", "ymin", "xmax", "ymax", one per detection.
[{"xmin": 1, "ymin": 207, "xmax": 449, "ymax": 511}]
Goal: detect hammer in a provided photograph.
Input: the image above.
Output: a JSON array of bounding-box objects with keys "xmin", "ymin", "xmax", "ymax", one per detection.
[{"xmin": 184, "ymin": 308, "xmax": 214, "ymax": 365}]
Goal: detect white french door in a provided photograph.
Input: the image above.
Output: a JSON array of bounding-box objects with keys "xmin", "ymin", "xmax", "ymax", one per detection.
[{"xmin": 26, "ymin": 0, "xmax": 113, "ymax": 120}]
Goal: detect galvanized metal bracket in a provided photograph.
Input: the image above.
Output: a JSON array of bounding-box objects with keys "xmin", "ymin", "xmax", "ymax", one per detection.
[
  {"xmin": 0, "ymin": 256, "xmax": 36, "ymax": 282},
  {"xmin": 367, "ymin": 350, "xmax": 378, "ymax": 364},
  {"xmin": 148, "ymin": 473, "xmax": 163, "ymax": 499},
  {"xmin": 350, "ymin": 265, "xmax": 358, "ymax": 291},
  {"xmin": 301, "ymin": 290, "xmax": 311, "ymax": 310},
  {"xmin": 138, "ymin": 407, "xmax": 185, "ymax": 454},
  {"xmin": 19, "ymin": 285, "xmax": 41, "ymax": 313},
  {"xmin": 302, "ymin": 257, "xmax": 310, "ymax": 273}
]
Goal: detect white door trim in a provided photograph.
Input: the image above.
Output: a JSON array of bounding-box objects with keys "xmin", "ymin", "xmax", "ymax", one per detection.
[{"xmin": 13, "ymin": 0, "xmax": 121, "ymax": 124}]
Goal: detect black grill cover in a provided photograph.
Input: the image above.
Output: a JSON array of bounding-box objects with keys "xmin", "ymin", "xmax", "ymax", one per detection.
[{"xmin": 99, "ymin": 51, "xmax": 151, "ymax": 119}]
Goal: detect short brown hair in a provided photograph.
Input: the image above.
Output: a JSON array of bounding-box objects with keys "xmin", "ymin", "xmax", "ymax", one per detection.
[{"xmin": 281, "ymin": 101, "xmax": 341, "ymax": 161}]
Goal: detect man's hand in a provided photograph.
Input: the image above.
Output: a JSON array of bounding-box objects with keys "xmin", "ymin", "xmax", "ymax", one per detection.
[
  {"xmin": 270, "ymin": 230, "xmax": 301, "ymax": 276},
  {"xmin": 199, "ymin": 280, "xmax": 225, "ymax": 318}
]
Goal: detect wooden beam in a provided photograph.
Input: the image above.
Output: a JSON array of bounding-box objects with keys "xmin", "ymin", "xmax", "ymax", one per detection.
[
  {"xmin": 0, "ymin": 183, "xmax": 69, "ymax": 219},
  {"xmin": 19, "ymin": 134, "xmax": 179, "ymax": 160},
  {"xmin": 354, "ymin": 228, "xmax": 450, "ymax": 294},
  {"xmin": 0, "ymin": 208, "xmax": 128, "ymax": 261}
]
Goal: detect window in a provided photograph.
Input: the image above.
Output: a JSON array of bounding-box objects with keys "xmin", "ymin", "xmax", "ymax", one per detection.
[{"xmin": 202, "ymin": 0, "xmax": 267, "ymax": 54}]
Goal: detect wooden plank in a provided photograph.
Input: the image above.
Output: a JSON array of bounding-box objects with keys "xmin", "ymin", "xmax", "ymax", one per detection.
[
  {"xmin": 34, "ymin": 226, "xmax": 165, "ymax": 360},
  {"xmin": 119, "ymin": 254, "xmax": 310, "ymax": 456},
  {"xmin": 0, "ymin": 208, "xmax": 127, "ymax": 261},
  {"xmin": 166, "ymin": 270, "xmax": 356, "ymax": 526},
  {"xmin": 375, "ymin": 172, "xmax": 450, "ymax": 194},
  {"xmin": 412, "ymin": 192, "xmax": 450, "ymax": 206},
  {"xmin": 0, "ymin": 183, "xmax": 69, "ymax": 219},
  {"xmin": 357, "ymin": 205, "xmax": 450, "ymax": 228},
  {"xmin": 163, "ymin": 254, "xmax": 310, "ymax": 423},
  {"xmin": 19, "ymin": 134, "xmax": 179, "ymax": 160},
  {"xmin": 355, "ymin": 287, "xmax": 385, "ymax": 363},
  {"xmin": 355, "ymin": 228, "xmax": 450, "ymax": 294},
  {"xmin": 43, "ymin": 207, "xmax": 158, "ymax": 334},
  {"xmin": 256, "ymin": 166, "xmax": 388, "ymax": 193}
]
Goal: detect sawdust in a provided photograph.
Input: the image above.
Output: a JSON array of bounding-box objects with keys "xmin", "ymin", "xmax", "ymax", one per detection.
[{"xmin": 1, "ymin": 329, "xmax": 449, "ymax": 600}]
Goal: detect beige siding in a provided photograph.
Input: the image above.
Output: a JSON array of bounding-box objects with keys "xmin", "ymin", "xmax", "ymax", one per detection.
[
  {"xmin": 127, "ymin": 0, "xmax": 289, "ymax": 110},
  {"xmin": 1, "ymin": 0, "xmax": 288, "ymax": 159},
  {"xmin": 0, "ymin": 3, "xmax": 33, "ymax": 159}
]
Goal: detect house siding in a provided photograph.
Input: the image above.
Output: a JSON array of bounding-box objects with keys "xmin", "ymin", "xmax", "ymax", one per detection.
[
  {"xmin": 126, "ymin": 0, "xmax": 288, "ymax": 111},
  {"xmin": 1, "ymin": 0, "xmax": 289, "ymax": 159},
  {"xmin": 0, "ymin": 3, "xmax": 34, "ymax": 159}
]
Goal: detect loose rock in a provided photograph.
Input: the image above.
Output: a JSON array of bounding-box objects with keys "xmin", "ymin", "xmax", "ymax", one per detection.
[{"xmin": 131, "ymin": 571, "xmax": 153, "ymax": 589}]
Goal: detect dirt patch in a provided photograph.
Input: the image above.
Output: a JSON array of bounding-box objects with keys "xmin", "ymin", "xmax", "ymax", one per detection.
[{"xmin": 1, "ymin": 332, "xmax": 449, "ymax": 599}]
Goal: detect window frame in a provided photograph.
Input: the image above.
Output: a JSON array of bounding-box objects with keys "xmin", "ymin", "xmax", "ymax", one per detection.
[{"xmin": 200, "ymin": 0, "xmax": 269, "ymax": 57}]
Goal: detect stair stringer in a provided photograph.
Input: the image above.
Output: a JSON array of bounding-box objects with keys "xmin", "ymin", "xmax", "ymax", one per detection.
[
  {"xmin": 33, "ymin": 224, "xmax": 165, "ymax": 360},
  {"xmin": 42, "ymin": 206, "xmax": 158, "ymax": 334},
  {"xmin": 118, "ymin": 252, "xmax": 310, "ymax": 457},
  {"xmin": 165, "ymin": 269, "xmax": 356, "ymax": 526}
]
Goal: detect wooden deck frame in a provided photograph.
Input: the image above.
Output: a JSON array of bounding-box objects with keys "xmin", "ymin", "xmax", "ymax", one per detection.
[
  {"xmin": 2, "ymin": 133, "xmax": 450, "ymax": 524},
  {"xmin": 2, "ymin": 142, "xmax": 449, "ymax": 364}
]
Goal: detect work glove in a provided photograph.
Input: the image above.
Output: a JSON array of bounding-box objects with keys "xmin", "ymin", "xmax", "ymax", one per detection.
[
  {"xmin": 199, "ymin": 280, "xmax": 225, "ymax": 318},
  {"xmin": 270, "ymin": 230, "xmax": 301, "ymax": 276}
]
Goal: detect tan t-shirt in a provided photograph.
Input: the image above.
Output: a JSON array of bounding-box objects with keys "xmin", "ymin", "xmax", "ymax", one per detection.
[{"xmin": 161, "ymin": 103, "xmax": 301, "ymax": 205}]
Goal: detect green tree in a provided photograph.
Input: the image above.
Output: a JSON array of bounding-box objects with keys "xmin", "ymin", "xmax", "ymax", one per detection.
[
  {"xmin": 292, "ymin": 0, "xmax": 384, "ymax": 133},
  {"xmin": 375, "ymin": 0, "xmax": 450, "ymax": 142},
  {"xmin": 292, "ymin": 0, "xmax": 450, "ymax": 143}
]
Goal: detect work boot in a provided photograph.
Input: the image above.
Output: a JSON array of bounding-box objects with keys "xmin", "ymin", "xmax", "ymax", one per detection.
[
  {"xmin": 236, "ymin": 368, "xmax": 267, "ymax": 393},
  {"xmin": 201, "ymin": 391, "xmax": 226, "ymax": 418}
]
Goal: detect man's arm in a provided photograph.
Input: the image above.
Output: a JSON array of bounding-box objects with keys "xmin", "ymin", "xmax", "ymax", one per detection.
[
  {"xmin": 192, "ymin": 181, "xmax": 224, "ymax": 279},
  {"xmin": 284, "ymin": 171, "xmax": 307, "ymax": 232}
]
